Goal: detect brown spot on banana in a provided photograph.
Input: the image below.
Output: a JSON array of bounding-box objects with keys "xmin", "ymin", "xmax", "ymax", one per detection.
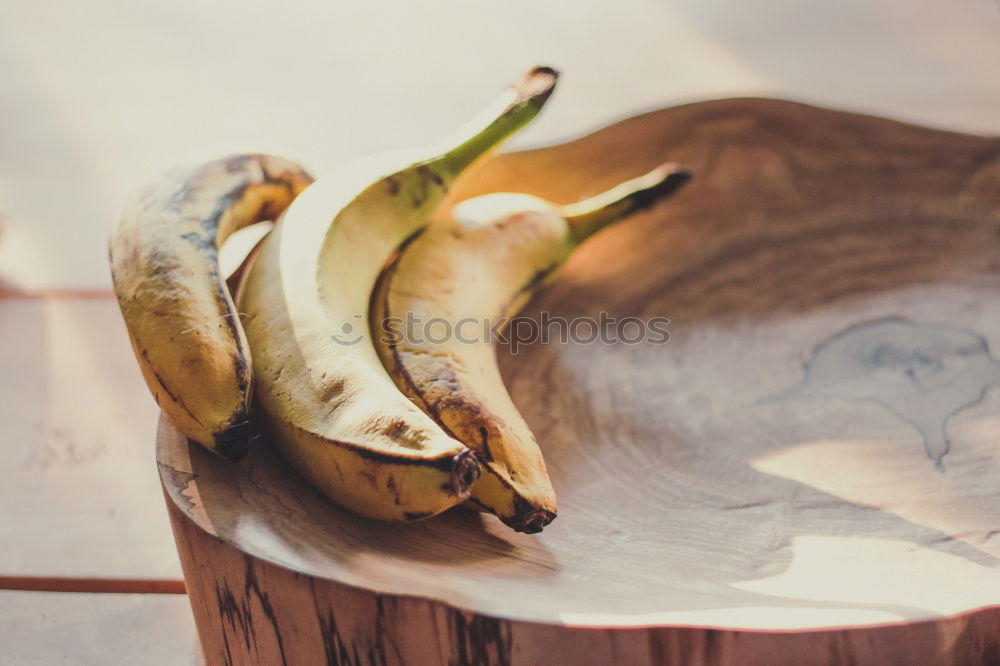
[
  {"xmin": 381, "ymin": 419, "xmax": 411, "ymax": 441},
  {"xmin": 385, "ymin": 175, "xmax": 401, "ymax": 196},
  {"xmin": 110, "ymin": 154, "xmax": 313, "ymax": 460},
  {"xmin": 385, "ymin": 474, "xmax": 402, "ymax": 506},
  {"xmin": 477, "ymin": 427, "xmax": 494, "ymax": 462},
  {"xmin": 417, "ymin": 164, "xmax": 445, "ymax": 188}
]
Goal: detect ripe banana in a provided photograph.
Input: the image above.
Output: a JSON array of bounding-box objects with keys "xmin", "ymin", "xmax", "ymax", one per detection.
[
  {"xmin": 110, "ymin": 155, "xmax": 313, "ymax": 460},
  {"xmin": 373, "ymin": 164, "xmax": 690, "ymax": 532},
  {"xmin": 240, "ymin": 67, "xmax": 558, "ymax": 521}
]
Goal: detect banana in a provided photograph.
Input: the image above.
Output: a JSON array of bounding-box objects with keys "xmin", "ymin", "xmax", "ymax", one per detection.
[
  {"xmin": 110, "ymin": 155, "xmax": 313, "ymax": 460},
  {"xmin": 240, "ymin": 67, "xmax": 558, "ymax": 521},
  {"xmin": 373, "ymin": 164, "xmax": 690, "ymax": 532}
]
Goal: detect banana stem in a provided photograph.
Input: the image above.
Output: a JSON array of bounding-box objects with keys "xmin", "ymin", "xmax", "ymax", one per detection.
[
  {"xmin": 431, "ymin": 66, "xmax": 558, "ymax": 183},
  {"xmin": 562, "ymin": 163, "xmax": 691, "ymax": 244}
]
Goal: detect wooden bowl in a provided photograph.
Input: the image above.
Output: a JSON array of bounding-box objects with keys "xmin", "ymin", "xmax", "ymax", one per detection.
[{"xmin": 159, "ymin": 99, "xmax": 1000, "ymax": 665}]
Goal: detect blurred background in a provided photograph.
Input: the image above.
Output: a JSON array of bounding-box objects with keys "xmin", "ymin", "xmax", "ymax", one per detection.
[
  {"xmin": 2, "ymin": 0, "xmax": 999, "ymax": 290},
  {"xmin": 1, "ymin": 1, "xmax": 998, "ymax": 661}
]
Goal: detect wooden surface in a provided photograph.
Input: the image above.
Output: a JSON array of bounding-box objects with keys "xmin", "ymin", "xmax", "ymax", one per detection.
[
  {"xmin": 167, "ymin": 496, "xmax": 1000, "ymax": 666},
  {"xmin": 161, "ymin": 99, "xmax": 1000, "ymax": 664},
  {"xmin": 0, "ymin": 590, "xmax": 199, "ymax": 665}
]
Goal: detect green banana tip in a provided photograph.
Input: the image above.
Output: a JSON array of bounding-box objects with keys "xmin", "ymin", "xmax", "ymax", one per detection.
[
  {"xmin": 562, "ymin": 162, "xmax": 692, "ymax": 242},
  {"xmin": 430, "ymin": 66, "xmax": 559, "ymax": 182},
  {"xmin": 511, "ymin": 65, "xmax": 559, "ymax": 108},
  {"xmin": 627, "ymin": 162, "xmax": 692, "ymax": 212}
]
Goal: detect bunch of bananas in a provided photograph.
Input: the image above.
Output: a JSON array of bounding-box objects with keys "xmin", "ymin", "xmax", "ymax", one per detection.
[{"xmin": 110, "ymin": 67, "xmax": 689, "ymax": 533}]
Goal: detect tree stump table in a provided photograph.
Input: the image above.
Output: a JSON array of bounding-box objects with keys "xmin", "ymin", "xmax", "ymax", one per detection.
[{"xmin": 159, "ymin": 98, "xmax": 1000, "ymax": 665}]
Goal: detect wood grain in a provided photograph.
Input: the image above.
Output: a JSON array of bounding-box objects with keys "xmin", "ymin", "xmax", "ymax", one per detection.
[
  {"xmin": 161, "ymin": 99, "xmax": 1000, "ymax": 664},
  {"xmin": 0, "ymin": 590, "xmax": 199, "ymax": 665},
  {"xmin": 167, "ymin": 496, "xmax": 1000, "ymax": 666}
]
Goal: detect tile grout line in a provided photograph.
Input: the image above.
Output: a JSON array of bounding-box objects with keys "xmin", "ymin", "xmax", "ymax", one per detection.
[
  {"xmin": 0, "ymin": 576, "xmax": 186, "ymax": 594},
  {"xmin": 0, "ymin": 288, "xmax": 115, "ymax": 300}
]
